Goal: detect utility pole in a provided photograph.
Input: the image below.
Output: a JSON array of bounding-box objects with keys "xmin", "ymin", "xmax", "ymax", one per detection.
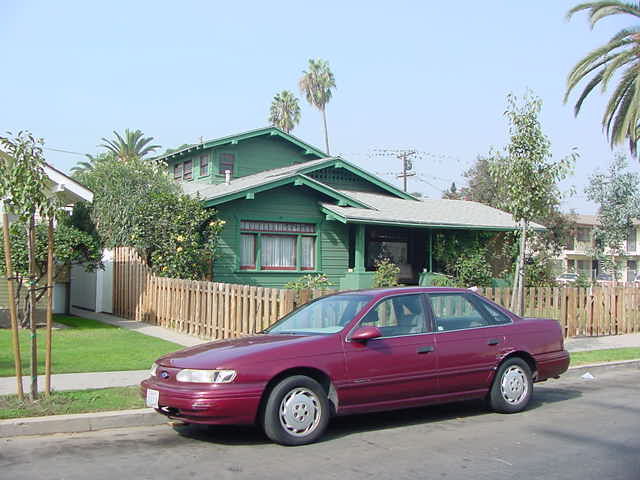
[
  {"xmin": 396, "ymin": 150, "xmax": 417, "ymax": 192},
  {"xmin": 369, "ymin": 149, "xmax": 420, "ymax": 192}
]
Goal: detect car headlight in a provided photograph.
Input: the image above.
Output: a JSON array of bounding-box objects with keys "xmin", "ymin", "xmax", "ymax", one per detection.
[
  {"xmin": 176, "ymin": 369, "xmax": 237, "ymax": 384},
  {"xmin": 150, "ymin": 362, "xmax": 158, "ymax": 377}
]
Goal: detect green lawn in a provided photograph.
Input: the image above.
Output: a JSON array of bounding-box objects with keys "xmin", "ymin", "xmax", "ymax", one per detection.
[
  {"xmin": 570, "ymin": 347, "xmax": 640, "ymax": 366},
  {"xmin": 0, "ymin": 386, "xmax": 144, "ymax": 419},
  {"xmin": 0, "ymin": 315, "xmax": 183, "ymax": 377}
]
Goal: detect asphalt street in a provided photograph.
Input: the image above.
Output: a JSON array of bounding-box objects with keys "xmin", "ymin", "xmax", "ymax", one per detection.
[{"xmin": 1, "ymin": 364, "xmax": 638, "ymax": 480}]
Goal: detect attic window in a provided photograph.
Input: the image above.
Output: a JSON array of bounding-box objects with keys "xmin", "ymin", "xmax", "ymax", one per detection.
[
  {"xmin": 219, "ymin": 153, "xmax": 235, "ymax": 175},
  {"xmin": 183, "ymin": 160, "xmax": 193, "ymax": 181},
  {"xmin": 199, "ymin": 155, "xmax": 209, "ymax": 176},
  {"xmin": 173, "ymin": 163, "xmax": 183, "ymax": 181}
]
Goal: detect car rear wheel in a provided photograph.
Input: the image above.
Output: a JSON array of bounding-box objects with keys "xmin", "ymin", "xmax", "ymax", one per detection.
[
  {"xmin": 262, "ymin": 375, "xmax": 330, "ymax": 446},
  {"xmin": 489, "ymin": 357, "xmax": 533, "ymax": 413}
]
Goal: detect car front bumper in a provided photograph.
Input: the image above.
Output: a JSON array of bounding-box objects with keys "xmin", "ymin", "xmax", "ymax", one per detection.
[{"xmin": 140, "ymin": 377, "xmax": 263, "ymax": 425}]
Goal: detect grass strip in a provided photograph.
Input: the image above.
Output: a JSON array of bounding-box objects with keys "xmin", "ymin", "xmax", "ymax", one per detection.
[
  {"xmin": 570, "ymin": 347, "xmax": 640, "ymax": 366},
  {"xmin": 0, "ymin": 386, "xmax": 144, "ymax": 419},
  {"xmin": 0, "ymin": 314, "xmax": 183, "ymax": 377}
]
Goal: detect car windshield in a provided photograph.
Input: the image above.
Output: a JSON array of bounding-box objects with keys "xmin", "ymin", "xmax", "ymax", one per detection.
[
  {"xmin": 265, "ymin": 294, "xmax": 373, "ymax": 335},
  {"xmin": 597, "ymin": 274, "xmax": 612, "ymax": 280},
  {"xmin": 558, "ymin": 274, "xmax": 577, "ymax": 279}
]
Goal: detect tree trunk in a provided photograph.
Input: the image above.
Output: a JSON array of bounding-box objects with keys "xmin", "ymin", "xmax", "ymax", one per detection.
[
  {"xmin": 2, "ymin": 210, "xmax": 24, "ymax": 400},
  {"xmin": 45, "ymin": 216, "xmax": 54, "ymax": 396},
  {"xmin": 517, "ymin": 222, "xmax": 528, "ymax": 316},
  {"xmin": 26, "ymin": 215, "xmax": 38, "ymax": 400},
  {"xmin": 321, "ymin": 108, "xmax": 330, "ymax": 155}
]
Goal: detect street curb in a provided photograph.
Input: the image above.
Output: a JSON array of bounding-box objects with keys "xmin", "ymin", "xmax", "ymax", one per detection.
[
  {"xmin": 0, "ymin": 408, "xmax": 167, "ymax": 439},
  {"xmin": 2, "ymin": 360, "xmax": 638, "ymax": 439},
  {"xmin": 568, "ymin": 358, "xmax": 640, "ymax": 371}
]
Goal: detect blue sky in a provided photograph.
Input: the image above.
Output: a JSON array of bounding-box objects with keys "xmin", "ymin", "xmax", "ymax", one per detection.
[{"xmin": 1, "ymin": 1, "xmax": 633, "ymax": 213}]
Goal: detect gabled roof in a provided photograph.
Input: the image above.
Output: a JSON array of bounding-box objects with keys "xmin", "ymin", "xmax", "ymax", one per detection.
[
  {"xmin": 182, "ymin": 157, "xmax": 417, "ymax": 207},
  {"xmin": 320, "ymin": 190, "xmax": 545, "ymax": 231},
  {"xmin": 44, "ymin": 163, "xmax": 93, "ymax": 204},
  {"xmin": 156, "ymin": 126, "xmax": 327, "ymax": 162},
  {"xmin": 574, "ymin": 213, "xmax": 640, "ymax": 227}
]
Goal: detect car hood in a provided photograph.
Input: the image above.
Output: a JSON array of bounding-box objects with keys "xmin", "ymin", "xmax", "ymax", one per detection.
[{"xmin": 157, "ymin": 334, "xmax": 335, "ymax": 369}]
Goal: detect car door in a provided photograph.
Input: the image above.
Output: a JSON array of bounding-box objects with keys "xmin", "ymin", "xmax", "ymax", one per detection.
[
  {"xmin": 426, "ymin": 292, "xmax": 511, "ymax": 396},
  {"xmin": 340, "ymin": 293, "xmax": 439, "ymax": 409}
]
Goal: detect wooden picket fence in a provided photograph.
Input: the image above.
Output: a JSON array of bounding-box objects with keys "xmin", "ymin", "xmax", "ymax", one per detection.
[
  {"xmin": 479, "ymin": 286, "xmax": 640, "ymax": 338},
  {"xmin": 114, "ymin": 248, "xmax": 640, "ymax": 340},
  {"xmin": 113, "ymin": 247, "xmax": 329, "ymax": 339}
]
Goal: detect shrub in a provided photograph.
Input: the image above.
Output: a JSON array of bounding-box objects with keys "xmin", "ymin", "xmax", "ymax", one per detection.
[
  {"xmin": 373, "ymin": 258, "xmax": 400, "ymax": 288},
  {"xmin": 284, "ymin": 274, "xmax": 333, "ymax": 290},
  {"xmin": 453, "ymin": 249, "xmax": 493, "ymax": 287}
]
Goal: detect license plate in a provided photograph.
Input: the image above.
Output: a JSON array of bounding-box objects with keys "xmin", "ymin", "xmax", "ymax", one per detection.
[{"xmin": 146, "ymin": 388, "xmax": 159, "ymax": 408}]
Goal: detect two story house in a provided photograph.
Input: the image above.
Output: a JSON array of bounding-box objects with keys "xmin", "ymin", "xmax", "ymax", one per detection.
[
  {"xmin": 558, "ymin": 214, "xmax": 640, "ymax": 282},
  {"xmin": 159, "ymin": 126, "xmax": 540, "ymax": 289}
]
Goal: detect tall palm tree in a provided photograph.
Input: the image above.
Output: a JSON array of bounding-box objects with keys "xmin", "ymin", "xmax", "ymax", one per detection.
[
  {"xmin": 565, "ymin": 2, "xmax": 640, "ymax": 156},
  {"xmin": 268, "ymin": 90, "xmax": 301, "ymax": 133},
  {"xmin": 299, "ymin": 59, "xmax": 336, "ymax": 154},
  {"xmin": 100, "ymin": 129, "xmax": 160, "ymax": 162}
]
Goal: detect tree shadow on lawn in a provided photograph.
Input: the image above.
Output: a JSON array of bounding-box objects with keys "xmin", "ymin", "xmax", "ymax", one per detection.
[{"xmin": 174, "ymin": 386, "xmax": 582, "ymax": 447}]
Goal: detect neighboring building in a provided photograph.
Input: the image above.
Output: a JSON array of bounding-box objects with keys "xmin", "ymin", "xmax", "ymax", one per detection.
[
  {"xmin": 557, "ymin": 214, "xmax": 640, "ymax": 282},
  {"xmin": 160, "ymin": 127, "xmax": 540, "ymax": 289},
  {"xmin": 1, "ymin": 163, "xmax": 94, "ymax": 317}
]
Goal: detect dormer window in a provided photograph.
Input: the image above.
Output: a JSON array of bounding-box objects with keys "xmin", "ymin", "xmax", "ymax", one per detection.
[
  {"xmin": 199, "ymin": 154, "xmax": 209, "ymax": 176},
  {"xmin": 173, "ymin": 163, "xmax": 183, "ymax": 181},
  {"xmin": 183, "ymin": 160, "xmax": 193, "ymax": 181},
  {"xmin": 219, "ymin": 153, "xmax": 235, "ymax": 175}
]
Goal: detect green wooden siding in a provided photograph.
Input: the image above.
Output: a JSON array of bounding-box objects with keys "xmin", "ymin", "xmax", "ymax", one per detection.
[
  {"xmin": 213, "ymin": 185, "xmax": 348, "ymax": 288},
  {"xmin": 168, "ymin": 136, "xmax": 321, "ymax": 186}
]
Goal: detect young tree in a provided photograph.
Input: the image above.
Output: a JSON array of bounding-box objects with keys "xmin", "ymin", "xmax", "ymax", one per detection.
[
  {"xmin": 490, "ymin": 93, "xmax": 576, "ymax": 314},
  {"xmin": 585, "ymin": 153, "xmax": 640, "ymax": 282},
  {"xmin": 0, "ymin": 131, "xmax": 55, "ymax": 399},
  {"xmin": 299, "ymin": 59, "xmax": 336, "ymax": 154},
  {"xmin": 268, "ymin": 90, "xmax": 301, "ymax": 133}
]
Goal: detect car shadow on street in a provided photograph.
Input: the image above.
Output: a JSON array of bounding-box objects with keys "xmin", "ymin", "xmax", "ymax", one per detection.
[{"xmin": 173, "ymin": 386, "xmax": 582, "ymax": 446}]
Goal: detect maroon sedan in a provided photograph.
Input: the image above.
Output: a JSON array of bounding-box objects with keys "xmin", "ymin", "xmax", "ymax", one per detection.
[{"xmin": 141, "ymin": 287, "xmax": 569, "ymax": 445}]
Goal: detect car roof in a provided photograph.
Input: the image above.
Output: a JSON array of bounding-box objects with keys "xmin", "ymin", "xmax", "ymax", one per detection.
[{"xmin": 335, "ymin": 286, "xmax": 471, "ymax": 298}]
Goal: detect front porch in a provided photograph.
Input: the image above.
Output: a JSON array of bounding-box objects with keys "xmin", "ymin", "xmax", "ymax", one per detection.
[{"xmin": 338, "ymin": 223, "xmax": 504, "ymax": 290}]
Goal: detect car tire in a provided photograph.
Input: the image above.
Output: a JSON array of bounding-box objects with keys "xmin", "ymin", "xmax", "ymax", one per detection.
[
  {"xmin": 261, "ymin": 375, "xmax": 330, "ymax": 446},
  {"xmin": 489, "ymin": 357, "xmax": 533, "ymax": 414}
]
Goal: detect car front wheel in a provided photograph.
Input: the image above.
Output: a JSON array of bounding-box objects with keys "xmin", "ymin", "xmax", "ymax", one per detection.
[
  {"xmin": 262, "ymin": 375, "xmax": 330, "ymax": 446},
  {"xmin": 489, "ymin": 357, "xmax": 533, "ymax": 413}
]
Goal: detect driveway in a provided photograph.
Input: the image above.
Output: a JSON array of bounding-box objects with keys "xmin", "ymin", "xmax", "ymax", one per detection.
[{"xmin": 1, "ymin": 364, "xmax": 638, "ymax": 480}]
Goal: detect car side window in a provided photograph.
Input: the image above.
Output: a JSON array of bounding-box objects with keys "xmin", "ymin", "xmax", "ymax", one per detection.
[
  {"xmin": 360, "ymin": 294, "xmax": 429, "ymax": 337},
  {"xmin": 428, "ymin": 293, "xmax": 489, "ymax": 332},
  {"xmin": 478, "ymin": 300, "xmax": 512, "ymax": 325}
]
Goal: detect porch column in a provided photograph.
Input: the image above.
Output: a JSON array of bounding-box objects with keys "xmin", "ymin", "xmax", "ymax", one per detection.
[{"xmin": 354, "ymin": 224, "xmax": 365, "ymax": 272}]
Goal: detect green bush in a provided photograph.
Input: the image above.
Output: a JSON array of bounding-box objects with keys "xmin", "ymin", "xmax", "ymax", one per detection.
[
  {"xmin": 430, "ymin": 273, "xmax": 457, "ymax": 287},
  {"xmin": 284, "ymin": 274, "xmax": 333, "ymax": 290},
  {"xmin": 373, "ymin": 258, "xmax": 400, "ymax": 288},
  {"xmin": 453, "ymin": 249, "xmax": 493, "ymax": 287}
]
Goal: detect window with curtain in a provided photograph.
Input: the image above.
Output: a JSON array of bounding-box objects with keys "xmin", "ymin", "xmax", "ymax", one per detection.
[
  {"xmin": 219, "ymin": 153, "xmax": 235, "ymax": 175},
  {"xmin": 261, "ymin": 235, "xmax": 296, "ymax": 269},
  {"xmin": 239, "ymin": 221, "xmax": 317, "ymax": 271},
  {"xmin": 240, "ymin": 234, "xmax": 255, "ymax": 269},
  {"xmin": 173, "ymin": 163, "xmax": 183, "ymax": 181}
]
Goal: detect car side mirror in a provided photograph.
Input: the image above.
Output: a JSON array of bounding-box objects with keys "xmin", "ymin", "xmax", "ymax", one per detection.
[{"xmin": 350, "ymin": 326, "xmax": 382, "ymax": 343}]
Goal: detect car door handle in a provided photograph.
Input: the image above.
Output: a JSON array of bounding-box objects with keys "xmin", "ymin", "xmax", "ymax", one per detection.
[
  {"xmin": 417, "ymin": 346, "xmax": 435, "ymax": 354},
  {"xmin": 487, "ymin": 338, "xmax": 500, "ymax": 346}
]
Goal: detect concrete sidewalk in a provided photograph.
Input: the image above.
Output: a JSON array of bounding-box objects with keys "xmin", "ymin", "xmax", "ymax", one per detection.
[
  {"xmin": 69, "ymin": 307, "xmax": 206, "ymax": 348},
  {"xmin": 564, "ymin": 332, "xmax": 640, "ymax": 352}
]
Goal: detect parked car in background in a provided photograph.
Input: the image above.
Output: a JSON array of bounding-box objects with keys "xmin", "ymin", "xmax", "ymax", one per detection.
[
  {"xmin": 555, "ymin": 272, "xmax": 579, "ymax": 285},
  {"xmin": 141, "ymin": 287, "xmax": 570, "ymax": 445},
  {"xmin": 595, "ymin": 272, "xmax": 614, "ymax": 286}
]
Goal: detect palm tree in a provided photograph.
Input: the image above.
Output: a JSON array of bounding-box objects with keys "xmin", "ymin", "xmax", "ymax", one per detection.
[
  {"xmin": 565, "ymin": 2, "xmax": 640, "ymax": 156},
  {"xmin": 268, "ymin": 90, "xmax": 301, "ymax": 133},
  {"xmin": 70, "ymin": 152, "xmax": 113, "ymax": 177},
  {"xmin": 100, "ymin": 129, "xmax": 160, "ymax": 162},
  {"xmin": 299, "ymin": 59, "xmax": 336, "ymax": 154}
]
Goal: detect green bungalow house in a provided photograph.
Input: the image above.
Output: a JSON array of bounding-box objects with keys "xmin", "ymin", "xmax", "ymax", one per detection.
[{"xmin": 159, "ymin": 127, "xmax": 534, "ymax": 289}]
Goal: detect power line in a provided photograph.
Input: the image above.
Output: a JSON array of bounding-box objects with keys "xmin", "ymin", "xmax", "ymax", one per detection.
[{"xmin": 43, "ymin": 147, "xmax": 88, "ymax": 157}]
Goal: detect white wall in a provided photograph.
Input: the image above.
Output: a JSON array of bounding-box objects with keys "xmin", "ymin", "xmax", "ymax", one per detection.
[
  {"xmin": 96, "ymin": 249, "xmax": 113, "ymax": 313},
  {"xmin": 70, "ymin": 264, "xmax": 97, "ymax": 311}
]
